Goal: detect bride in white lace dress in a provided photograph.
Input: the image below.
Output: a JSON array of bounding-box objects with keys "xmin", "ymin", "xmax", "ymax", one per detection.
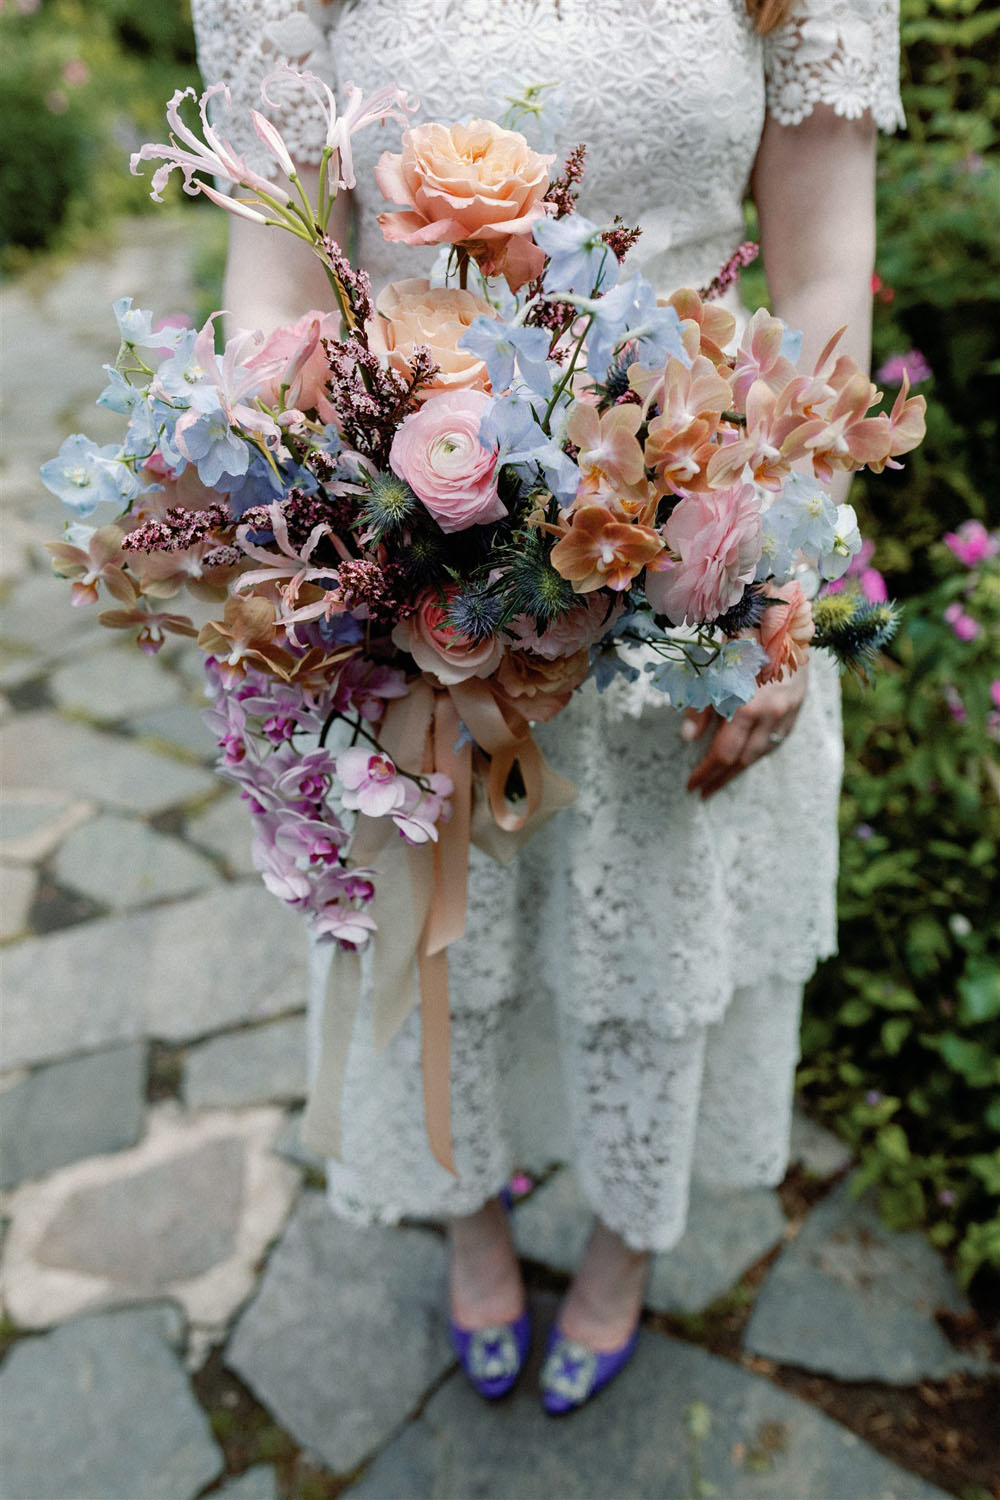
[{"xmin": 193, "ymin": 0, "xmax": 903, "ymax": 1380}]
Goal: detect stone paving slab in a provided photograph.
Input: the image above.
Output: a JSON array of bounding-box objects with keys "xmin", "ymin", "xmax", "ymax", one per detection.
[
  {"xmin": 743, "ymin": 1176, "xmax": 989, "ymax": 1384},
  {"xmin": 48, "ymin": 645, "xmax": 185, "ymax": 721},
  {"xmin": 514, "ymin": 1167, "xmax": 786, "ymax": 1316},
  {"xmin": 0, "ymin": 862, "xmax": 35, "ymax": 941},
  {"xmin": 788, "ymin": 1108, "xmax": 853, "ymax": 1179},
  {"xmin": 226, "ymin": 1192, "xmax": 452, "ymax": 1475},
  {"xmin": 53, "ymin": 811, "xmax": 219, "ymax": 909},
  {"xmin": 132, "ymin": 701, "xmax": 219, "ymax": 759},
  {"xmin": 0, "ymin": 1304, "xmax": 222, "ymax": 1500},
  {"xmin": 3, "ymin": 882, "xmax": 308, "ymax": 1069},
  {"xmin": 0, "ymin": 1104, "xmax": 299, "ymax": 1328},
  {"xmin": 347, "ymin": 1296, "xmax": 949, "ymax": 1500},
  {"xmin": 184, "ymin": 1014, "xmax": 308, "ymax": 1109},
  {"xmin": 1, "ymin": 710, "xmax": 216, "ymax": 813},
  {"xmin": 0, "ymin": 787, "xmax": 95, "ymax": 863},
  {"xmin": 0, "ymin": 1042, "xmax": 146, "ymax": 1190},
  {"xmin": 187, "ymin": 791, "xmax": 258, "ymax": 875}
]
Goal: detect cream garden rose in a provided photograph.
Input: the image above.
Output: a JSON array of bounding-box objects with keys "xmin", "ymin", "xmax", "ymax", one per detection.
[{"xmin": 368, "ymin": 279, "xmax": 496, "ymax": 395}]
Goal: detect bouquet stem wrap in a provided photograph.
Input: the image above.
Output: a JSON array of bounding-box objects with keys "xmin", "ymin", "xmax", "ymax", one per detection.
[{"xmin": 301, "ymin": 678, "xmax": 577, "ymax": 1173}]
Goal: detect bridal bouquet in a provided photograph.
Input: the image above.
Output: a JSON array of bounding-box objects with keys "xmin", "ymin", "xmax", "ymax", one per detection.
[{"xmin": 42, "ymin": 71, "xmax": 924, "ymax": 1162}]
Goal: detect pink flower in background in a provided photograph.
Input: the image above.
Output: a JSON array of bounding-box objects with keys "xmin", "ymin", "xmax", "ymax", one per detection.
[
  {"xmin": 876, "ymin": 350, "xmax": 932, "ymax": 387},
  {"xmin": 991, "ymin": 681, "xmax": 1000, "ymax": 711},
  {"xmin": 942, "ymin": 683, "xmax": 967, "ymax": 723},
  {"xmin": 62, "ymin": 59, "xmax": 89, "ymax": 86},
  {"xmin": 824, "ymin": 539, "xmax": 889, "ymax": 604},
  {"xmin": 943, "ymin": 519, "xmax": 999, "ymax": 569},
  {"xmin": 944, "ymin": 602, "xmax": 981, "ymax": 642},
  {"xmin": 389, "ymin": 390, "xmax": 504, "ymax": 533}
]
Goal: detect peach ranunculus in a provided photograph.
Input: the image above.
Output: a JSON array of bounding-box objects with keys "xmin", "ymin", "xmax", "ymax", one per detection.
[
  {"xmin": 368, "ymin": 278, "xmax": 497, "ymax": 395},
  {"xmin": 375, "ymin": 119, "xmax": 554, "ymax": 292},
  {"xmin": 644, "ymin": 484, "xmax": 763, "ymax": 625},
  {"xmin": 247, "ymin": 311, "xmax": 340, "ymax": 422},
  {"xmin": 509, "ymin": 593, "xmax": 626, "ymax": 659},
  {"xmin": 391, "ymin": 587, "xmax": 504, "ymax": 686},
  {"xmin": 548, "ymin": 505, "xmax": 665, "ymax": 594},
  {"xmin": 389, "ymin": 389, "xmax": 505, "ymax": 533},
  {"xmin": 495, "ymin": 647, "xmax": 590, "ymax": 721},
  {"xmin": 757, "ymin": 580, "xmax": 815, "ymax": 683}
]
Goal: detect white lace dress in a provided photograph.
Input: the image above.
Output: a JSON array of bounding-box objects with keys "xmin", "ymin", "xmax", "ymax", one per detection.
[{"xmin": 193, "ymin": 0, "xmax": 903, "ymax": 1248}]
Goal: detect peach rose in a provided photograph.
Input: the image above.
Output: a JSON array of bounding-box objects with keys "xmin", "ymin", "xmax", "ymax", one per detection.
[
  {"xmin": 375, "ymin": 120, "xmax": 553, "ymax": 291},
  {"xmin": 758, "ymin": 580, "xmax": 815, "ymax": 683},
  {"xmin": 495, "ymin": 647, "xmax": 590, "ymax": 721},
  {"xmin": 368, "ymin": 279, "xmax": 496, "ymax": 395},
  {"xmin": 248, "ymin": 311, "xmax": 340, "ymax": 423},
  {"xmin": 389, "ymin": 389, "xmax": 504, "ymax": 533},
  {"xmin": 392, "ymin": 587, "xmax": 504, "ymax": 686}
]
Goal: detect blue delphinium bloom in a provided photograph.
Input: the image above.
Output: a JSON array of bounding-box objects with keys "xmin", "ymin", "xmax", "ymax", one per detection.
[
  {"xmin": 176, "ymin": 393, "xmax": 251, "ymax": 488},
  {"xmin": 585, "ymin": 278, "xmax": 690, "ymax": 379},
  {"xmin": 155, "ymin": 329, "xmax": 207, "ymax": 400},
  {"xmin": 112, "ymin": 296, "xmax": 187, "ymax": 353},
  {"xmin": 480, "ymin": 392, "xmax": 577, "ymax": 502},
  {"xmin": 40, "ymin": 434, "xmax": 143, "ymax": 516},
  {"xmin": 589, "ymin": 644, "xmax": 640, "ymax": 693},
  {"xmin": 645, "ymin": 637, "xmax": 766, "ymax": 718},
  {"xmin": 780, "ymin": 325, "xmax": 804, "ymax": 363},
  {"xmin": 535, "ymin": 213, "xmax": 618, "ymax": 295},
  {"xmin": 224, "ymin": 454, "xmax": 287, "ymax": 515},
  {"xmin": 460, "ymin": 317, "xmax": 553, "ymax": 397}
]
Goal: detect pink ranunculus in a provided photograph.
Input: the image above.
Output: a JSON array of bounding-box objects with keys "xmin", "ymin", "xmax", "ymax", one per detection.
[
  {"xmin": 758, "ymin": 581, "xmax": 815, "ymax": 684},
  {"xmin": 391, "ymin": 587, "xmax": 504, "ymax": 686},
  {"xmin": 389, "ymin": 389, "xmax": 504, "ymax": 533},
  {"xmin": 248, "ymin": 311, "xmax": 341, "ymax": 424},
  {"xmin": 375, "ymin": 119, "xmax": 554, "ymax": 291},
  {"xmin": 509, "ymin": 594, "xmax": 626, "ymax": 660},
  {"xmin": 644, "ymin": 484, "xmax": 763, "ymax": 625}
]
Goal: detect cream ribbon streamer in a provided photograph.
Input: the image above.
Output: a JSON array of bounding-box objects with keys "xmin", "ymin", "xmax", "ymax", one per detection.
[{"xmin": 301, "ymin": 675, "xmax": 577, "ymax": 1173}]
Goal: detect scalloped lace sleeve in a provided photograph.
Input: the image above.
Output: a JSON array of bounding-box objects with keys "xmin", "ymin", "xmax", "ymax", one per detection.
[
  {"xmin": 191, "ymin": 0, "xmax": 341, "ymax": 177},
  {"xmin": 763, "ymin": 0, "xmax": 905, "ymax": 133}
]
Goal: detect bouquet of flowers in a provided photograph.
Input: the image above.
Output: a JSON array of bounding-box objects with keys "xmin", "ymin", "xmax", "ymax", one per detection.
[{"xmin": 42, "ymin": 70, "xmax": 925, "ymax": 1165}]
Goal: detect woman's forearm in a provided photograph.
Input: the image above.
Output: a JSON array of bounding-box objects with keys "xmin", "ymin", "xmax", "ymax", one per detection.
[{"xmin": 222, "ymin": 165, "xmax": 354, "ymax": 336}]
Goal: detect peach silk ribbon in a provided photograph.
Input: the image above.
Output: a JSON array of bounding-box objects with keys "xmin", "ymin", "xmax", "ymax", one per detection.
[{"xmin": 300, "ymin": 675, "xmax": 577, "ymax": 1174}]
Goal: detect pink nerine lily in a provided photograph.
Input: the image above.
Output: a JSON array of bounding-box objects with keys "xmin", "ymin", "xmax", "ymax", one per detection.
[
  {"xmin": 233, "ymin": 502, "xmax": 349, "ymax": 624},
  {"xmin": 131, "ymin": 84, "xmax": 290, "ymax": 208},
  {"xmin": 261, "ymin": 67, "xmax": 417, "ymax": 191}
]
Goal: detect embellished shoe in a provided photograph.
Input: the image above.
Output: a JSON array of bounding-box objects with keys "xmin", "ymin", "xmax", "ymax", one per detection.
[
  {"xmin": 539, "ymin": 1323, "xmax": 640, "ymax": 1415},
  {"xmin": 449, "ymin": 1310, "xmax": 532, "ymax": 1400}
]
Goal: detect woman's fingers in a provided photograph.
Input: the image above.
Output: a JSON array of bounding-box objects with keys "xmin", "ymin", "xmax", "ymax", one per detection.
[
  {"xmin": 686, "ymin": 714, "xmax": 753, "ymax": 796},
  {"xmin": 681, "ymin": 705, "xmax": 715, "ymax": 742}
]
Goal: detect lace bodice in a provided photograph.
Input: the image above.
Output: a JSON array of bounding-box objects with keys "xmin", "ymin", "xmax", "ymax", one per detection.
[{"xmin": 192, "ymin": 0, "xmax": 903, "ymax": 296}]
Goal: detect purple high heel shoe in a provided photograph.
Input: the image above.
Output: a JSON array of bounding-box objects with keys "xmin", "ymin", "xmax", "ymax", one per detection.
[
  {"xmin": 449, "ymin": 1310, "xmax": 533, "ymax": 1400},
  {"xmin": 539, "ymin": 1322, "xmax": 640, "ymax": 1415},
  {"xmin": 449, "ymin": 1186, "xmax": 531, "ymax": 1399}
]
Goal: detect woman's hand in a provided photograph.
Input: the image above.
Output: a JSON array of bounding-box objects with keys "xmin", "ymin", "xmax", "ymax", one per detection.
[{"xmin": 683, "ymin": 662, "xmax": 809, "ymax": 800}]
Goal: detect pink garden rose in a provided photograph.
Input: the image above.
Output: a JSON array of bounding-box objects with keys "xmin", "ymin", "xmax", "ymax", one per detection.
[
  {"xmin": 392, "ymin": 586, "xmax": 504, "ymax": 686},
  {"xmin": 248, "ymin": 311, "xmax": 340, "ymax": 423},
  {"xmin": 368, "ymin": 278, "xmax": 497, "ymax": 396},
  {"xmin": 375, "ymin": 119, "xmax": 553, "ymax": 291},
  {"xmin": 645, "ymin": 483, "xmax": 763, "ymax": 625},
  {"xmin": 389, "ymin": 389, "xmax": 504, "ymax": 533}
]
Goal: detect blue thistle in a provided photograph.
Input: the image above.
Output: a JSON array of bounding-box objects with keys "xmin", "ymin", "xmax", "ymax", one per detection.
[
  {"xmin": 712, "ymin": 583, "xmax": 767, "ymax": 635},
  {"xmin": 444, "ymin": 585, "xmax": 511, "ymax": 642},
  {"xmin": 812, "ymin": 592, "xmax": 900, "ymax": 676},
  {"xmin": 358, "ymin": 469, "xmax": 419, "ymax": 541},
  {"xmin": 399, "ymin": 528, "xmax": 447, "ymax": 584}
]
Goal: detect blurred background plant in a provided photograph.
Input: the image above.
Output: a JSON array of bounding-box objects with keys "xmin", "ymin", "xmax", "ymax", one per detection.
[{"xmin": 4, "ymin": 0, "xmax": 998, "ymax": 1301}]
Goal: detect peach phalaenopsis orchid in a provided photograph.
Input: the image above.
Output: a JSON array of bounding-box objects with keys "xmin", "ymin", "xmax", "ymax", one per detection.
[
  {"xmin": 548, "ymin": 505, "xmax": 664, "ymax": 593},
  {"xmin": 45, "ymin": 525, "xmax": 135, "ymax": 609},
  {"xmin": 566, "ymin": 402, "xmax": 654, "ymax": 518}
]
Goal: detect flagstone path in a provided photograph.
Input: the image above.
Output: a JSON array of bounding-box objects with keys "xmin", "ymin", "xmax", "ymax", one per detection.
[{"xmin": 1, "ymin": 219, "xmax": 995, "ymax": 1500}]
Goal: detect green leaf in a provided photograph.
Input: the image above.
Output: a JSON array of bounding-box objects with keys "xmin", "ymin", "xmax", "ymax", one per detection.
[
  {"xmin": 878, "ymin": 1179, "xmax": 926, "ymax": 1229},
  {"xmin": 877, "ymin": 1123, "xmax": 912, "ymax": 1164},
  {"xmin": 881, "ymin": 1016, "xmax": 912, "ymax": 1055},
  {"xmin": 838, "ymin": 999, "xmax": 873, "ymax": 1027},
  {"xmin": 968, "ymin": 1152, "xmax": 1000, "ymax": 1195},
  {"xmin": 957, "ymin": 960, "xmax": 1000, "ymax": 1024}
]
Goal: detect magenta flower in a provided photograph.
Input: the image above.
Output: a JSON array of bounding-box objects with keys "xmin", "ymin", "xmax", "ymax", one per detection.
[
  {"xmin": 944, "ymin": 602, "xmax": 981, "ymax": 642},
  {"xmin": 875, "ymin": 350, "xmax": 932, "ymax": 387},
  {"xmin": 943, "ymin": 520, "xmax": 999, "ymax": 569}
]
